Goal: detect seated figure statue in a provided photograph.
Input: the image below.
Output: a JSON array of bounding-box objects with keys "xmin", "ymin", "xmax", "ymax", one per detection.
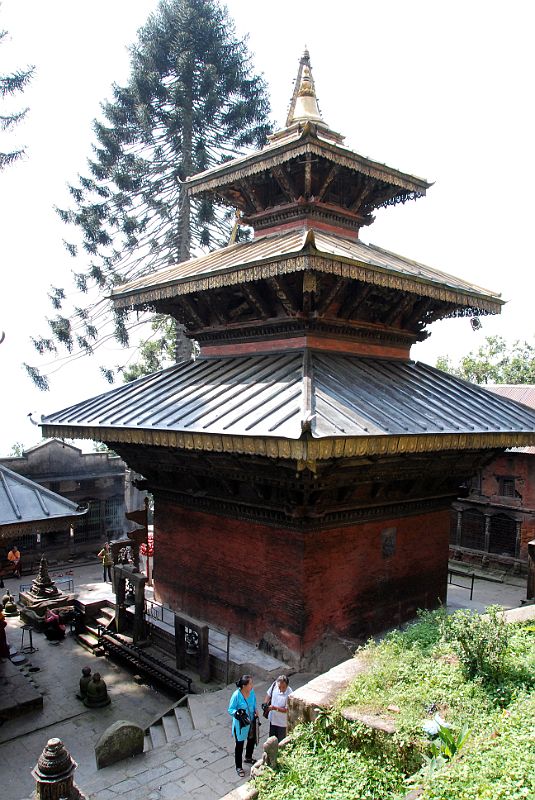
[{"xmin": 83, "ymin": 672, "xmax": 111, "ymax": 707}]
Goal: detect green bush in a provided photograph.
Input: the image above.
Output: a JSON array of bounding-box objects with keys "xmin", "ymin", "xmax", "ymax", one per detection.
[
  {"xmin": 254, "ymin": 612, "xmax": 534, "ymax": 800},
  {"xmin": 439, "ymin": 605, "xmax": 510, "ymax": 682}
]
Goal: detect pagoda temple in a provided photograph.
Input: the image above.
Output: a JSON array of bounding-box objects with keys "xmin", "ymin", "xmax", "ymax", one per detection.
[{"xmin": 42, "ymin": 52, "xmax": 535, "ymax": 663}]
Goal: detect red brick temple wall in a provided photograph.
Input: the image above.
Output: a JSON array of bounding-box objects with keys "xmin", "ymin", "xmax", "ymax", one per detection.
[{"xmin": 154, "ymin": 501, "xmax": 449, "ymax": 657}]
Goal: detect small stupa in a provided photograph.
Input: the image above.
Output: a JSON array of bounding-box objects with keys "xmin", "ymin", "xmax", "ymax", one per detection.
[{"xmin": 19, "ymin": 555, "xmax": 74, "ymax": 617}]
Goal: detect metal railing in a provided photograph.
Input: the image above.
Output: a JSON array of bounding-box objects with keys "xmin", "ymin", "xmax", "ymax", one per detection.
[
  {"xmin": 144, "ymin": 597, "xmax": 232, "ymax": 684},
  {"xmin": 19, "ymin": 575, "xmax": 75, "ymax": 599},
  {"xmin": 448, "ymin": 568, "xmax": 475, "ymax": 600}
]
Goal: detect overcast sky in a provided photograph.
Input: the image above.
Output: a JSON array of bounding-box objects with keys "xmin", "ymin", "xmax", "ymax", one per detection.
[{"xmin": 1, "ymin": 0, "xmax": 534, "ymax": 455}]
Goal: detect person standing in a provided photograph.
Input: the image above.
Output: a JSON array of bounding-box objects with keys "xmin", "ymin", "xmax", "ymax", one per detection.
[
  {"xmin": 97, "ymin": 542, "xmax": 113, "ymax": 582},
  {"xmin": 264, "ymin": 674, "xmax": 293, "ymax": 742},
  {"xmin": 228, "ymin": 674, "xmax": 258, "ymax": 777},
  {"xmin": 7, "ymin": 544, "xmax": 21, "ymax": 578}
]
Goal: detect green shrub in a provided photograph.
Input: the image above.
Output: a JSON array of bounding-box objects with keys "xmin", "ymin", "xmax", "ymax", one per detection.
[{"xmin": 439, "ymin": 605, "xmax": 510, "ymax": 682}]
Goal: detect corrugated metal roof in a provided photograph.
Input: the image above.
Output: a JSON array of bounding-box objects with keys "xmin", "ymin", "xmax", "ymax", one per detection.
[
  {"xmin": 0, "ymin": 465, "xmax": 87, "ymax": 529},
  {"xmin": 112, "ymin": 228, "xmax": 501, "ymax": 310},
  {"xmin": 41, "ymin": 354, "xmax": 535, "ymax": 444}
]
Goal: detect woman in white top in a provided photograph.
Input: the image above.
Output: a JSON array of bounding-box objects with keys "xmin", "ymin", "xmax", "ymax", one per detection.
[{"xmin": 264, "ymin": 674, "xmax": 293, "ymax": 742}]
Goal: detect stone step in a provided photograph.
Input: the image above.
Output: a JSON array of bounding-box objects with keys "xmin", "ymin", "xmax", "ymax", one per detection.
[
  {"xmin": 77, "ymin": 632, "xmax": 100, "ymax": 652},
  {"xmin": 149, "ymin": 722, "xmax": 167, "ymax": 749},
  {"xmin": 174, "ymin": 704, "xmax": 194, "ymax": 735},
  {"xmin": 99, "ymin": 605, "xmax": 115, "ymax": 620},
  {"xmin": 95, "ymin": 615, "xmax": 113, "ymax": 628},
  {"xmin": 161, "ymin": 712, "xmax": 181, "ymax": 743},
  {"xmin": 143, "ymin": 734, "xmax": 153, "ymax": 752}
]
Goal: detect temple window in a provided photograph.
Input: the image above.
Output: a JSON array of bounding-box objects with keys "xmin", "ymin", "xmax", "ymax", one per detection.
[
  {"xmin": 498, "ymin": 476, "xmax": 515, "ymax": 497},
  {"xmin": 460, "ymin": 509, "xmax": 485, "ymax": 550},
  {"xmin": 489, "ymin": 514, "xmax": 518, "ymax": 557}
]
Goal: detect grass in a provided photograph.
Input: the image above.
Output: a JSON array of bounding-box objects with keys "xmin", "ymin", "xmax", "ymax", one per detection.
[{"xmin": 254, "ymin": 609, "xmax": 535, "ymax": 800}]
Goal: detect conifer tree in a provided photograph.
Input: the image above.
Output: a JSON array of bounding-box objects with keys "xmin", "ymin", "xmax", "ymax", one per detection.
[
  {"xmin": 0, "ymin": 27, "xmax": 34, "ymax": 170},
  {"xmin": 27, "ymin": 0, "xmax": 270, "ymax": 389}
]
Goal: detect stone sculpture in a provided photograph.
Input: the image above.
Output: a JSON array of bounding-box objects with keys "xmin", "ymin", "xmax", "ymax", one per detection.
[{"xmin": 83, "ymin": 672, "xmax": 111, "ymax": 708}]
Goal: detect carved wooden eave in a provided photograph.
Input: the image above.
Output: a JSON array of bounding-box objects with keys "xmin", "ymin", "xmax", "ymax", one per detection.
[
  {"xmin": 111, "ymin": 230, "xmax": 503, "ymax": 318},
  {"xmin": 39, "ymin": 425, "xmax": 535, "ymax": 468},
  {"xmin": 185, "ymin": 128, "xmax": 431, "ymax": 205}
]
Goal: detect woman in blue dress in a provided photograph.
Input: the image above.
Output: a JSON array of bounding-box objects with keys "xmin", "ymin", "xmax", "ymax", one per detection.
[{"xmin": 228, "ymin": 674, "xmax": 258, "ymax": 777}]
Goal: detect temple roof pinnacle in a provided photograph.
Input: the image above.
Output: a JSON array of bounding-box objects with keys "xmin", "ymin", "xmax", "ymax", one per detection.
[{"xmin": 286, "ymin": 49, "xmax": 323, "ymax": 125}]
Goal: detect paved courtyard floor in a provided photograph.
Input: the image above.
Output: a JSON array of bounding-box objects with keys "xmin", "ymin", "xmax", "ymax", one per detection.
[{"xmin": 0, "ymin": 559, "xmax": 529, "ymax": 800}]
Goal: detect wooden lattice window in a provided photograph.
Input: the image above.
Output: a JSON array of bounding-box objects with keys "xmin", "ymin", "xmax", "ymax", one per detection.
[
  {"xmin": 460, "ymin": 509, "xmax": 485, "ymax": 551},
  {"xmin": 489, "ymin": 514, "xmax": 517, "ymax": 557},
  {"xmin": 498, "ymin": 477, "xmax": 515, "ymax": 498}
]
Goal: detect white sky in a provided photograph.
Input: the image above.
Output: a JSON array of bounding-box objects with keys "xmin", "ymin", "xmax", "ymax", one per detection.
[{"xmin": 0, "ymin": 0, "xmax": 534, "ymax": 456}]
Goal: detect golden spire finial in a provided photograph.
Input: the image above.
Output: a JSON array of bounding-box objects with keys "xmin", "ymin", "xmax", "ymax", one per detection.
[{"xmin": 286, "ymin": 48, "xmax": 324, "ymax": 126}]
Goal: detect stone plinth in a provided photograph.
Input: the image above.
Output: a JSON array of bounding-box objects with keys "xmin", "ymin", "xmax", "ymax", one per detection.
[{"xmin": 94, "ymin": 720, "xmax": 144, "ymax": 769}]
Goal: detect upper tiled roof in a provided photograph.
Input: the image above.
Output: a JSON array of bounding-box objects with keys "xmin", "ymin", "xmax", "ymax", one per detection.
[
  {"xmin": 111, "ymin": 229, "xmax": 502, "ymax": 315},
  {"xmin": 41, "ymin": 354, "xmax": 535, "ymax": 461}
]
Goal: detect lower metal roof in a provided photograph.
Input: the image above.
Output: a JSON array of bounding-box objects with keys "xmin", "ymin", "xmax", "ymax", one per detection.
[
  {"xmin": 41, "ymin": 354, "xmax": 535, "ymax": 460},
  {"xmin": 0, "ymin": 465, "xmax": 87, "ymax": 537}
]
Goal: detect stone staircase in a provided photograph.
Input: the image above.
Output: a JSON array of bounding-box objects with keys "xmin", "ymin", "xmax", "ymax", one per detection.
[
  {"xmin": 76, "ymin": 602, "xmax": 115, "ymax": 654},
  {"xmin": 144, "ymin": 697, "xmax": 196, "ymax": 751}
]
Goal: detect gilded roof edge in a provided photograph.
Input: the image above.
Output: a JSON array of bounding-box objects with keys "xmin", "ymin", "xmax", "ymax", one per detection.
[
  {"xmin": 40, "ymin": 425, "xmax": 535, "ymax": 464},
  {"xmin": 186, "ymin": 138, "xmax": 430, "ymax": 197},
  {"xmin": 112, "ymin": 252, "xmax": 503, "ymax": 315}
]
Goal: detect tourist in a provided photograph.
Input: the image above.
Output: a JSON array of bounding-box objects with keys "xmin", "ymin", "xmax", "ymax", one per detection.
[
  {"xmin": 97, "ymin": 542, "xmax": 113, "ymax": 582},
  {"xmin": 228, "ymin": 674, "xmax": 258, "ymax": 777},
  {"xmin": 44, "ymin": 608, "xmax": 66, "ymax": 641},
  {"xmin": 7, "ymin": 544, "xmax": 21, "ymax": 578},
  {"xmin": 0, "ymin": 607, "xmax": 10, "ymax": 660},
  {"xmin": 264, "ymin": 674, "xmax": 293, "ymax": 741}
]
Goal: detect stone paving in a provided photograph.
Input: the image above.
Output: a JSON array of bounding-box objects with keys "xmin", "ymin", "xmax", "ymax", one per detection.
[{"xmin": 0, "ymin": 559, "xmax": 528, "ymax": 800}]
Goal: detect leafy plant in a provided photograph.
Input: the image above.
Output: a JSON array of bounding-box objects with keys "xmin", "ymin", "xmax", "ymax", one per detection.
[
  {"xmin": 439, "ymin": 606, "xmax": 510, "ymax": 683},
  {"xmin": 421, "ymin": 720, "xmax": 470, "ymax": 778}
]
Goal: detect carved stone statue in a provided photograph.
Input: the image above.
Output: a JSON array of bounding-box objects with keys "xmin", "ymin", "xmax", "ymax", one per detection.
[
  {"xmin": 76, "ymin": 667, "xmax": 92, "ymax": 700},
  {"xmin": 83, "ymin": 672, "xmax": 111, "ymax": 708},
  {"xmin": 251, "ymin": 735, "xmax": 279, "ymax": 778}
]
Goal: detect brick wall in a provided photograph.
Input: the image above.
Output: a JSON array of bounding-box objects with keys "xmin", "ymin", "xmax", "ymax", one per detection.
[{"xmin": 154, "ymin": 501, "xmax": 449, "ymax": 658}]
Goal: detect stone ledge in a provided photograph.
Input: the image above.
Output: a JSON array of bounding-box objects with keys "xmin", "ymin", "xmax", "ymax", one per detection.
[{"xmin": 287, "ymin": 654, "xmax": 370, "ymax": 728}]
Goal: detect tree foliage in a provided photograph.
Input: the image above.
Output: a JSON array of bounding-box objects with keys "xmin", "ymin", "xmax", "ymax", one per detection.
[
  {"xmin": 436, "ymin": 335, "xmax": 535, "ymax": 384},
  {"xmin": 0, "ymin": 27, "xmax": 34, "ymax": 169},
  {"xmin": 27, "ymin": 0, "xmax": 271, "ymax": 389}
]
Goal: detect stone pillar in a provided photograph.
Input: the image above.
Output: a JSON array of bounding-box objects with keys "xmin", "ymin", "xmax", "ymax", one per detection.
[
  {"xmin": 484, "ymin": 515, "xmax": 491, "ymax": 553},
  {"xmin": 31, "ymin": 737, "xmax": 85, "ymax": 800},
  {"xmin": 455, "ymin": 510, "xmax": 462, "ymax": 547},
  {"xmin": 514, "ymin": 520, "xmax": 521, "ymax": 559}
]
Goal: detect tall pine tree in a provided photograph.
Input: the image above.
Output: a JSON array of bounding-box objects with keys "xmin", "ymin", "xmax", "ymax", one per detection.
[
  {"xmin": 0, "ymin": 27, "xmax": 34, "ymax": 170},
  {"xmin": 27, "ymin": 0, "xmax": 270, "ymax": 388}
]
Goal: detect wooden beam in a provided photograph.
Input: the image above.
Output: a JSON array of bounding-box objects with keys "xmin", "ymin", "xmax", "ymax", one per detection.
[
  {"xmin": 349, "ymin": 180, "xmax": 375, "ymax": 213},
  {"xmin": 316, "ymin": 165, "xmax": 339, "ymax": 202},
  {"xmin": 338, "ymin": 283, "xmax": 371, "ymax": 318},
  {"xmin": 203, "ymin": 294, "xmax": 225, "ymax": 326},
  {"xmin": 304, "ymin": 153, "xmax": 312, "ymax": 198},
  {"xmin": 267, "ymin": 276, "xmax": 298, "ymax": 316},
  {"xmin": 271, "ymin": 166, "xmax": 297, "ymax": 202},
  {"xmin": 316, "ymin": 277, "xmax": 347, "ymax": 315},
  {"xmin": 176, "ymin": 296, "xmax": 206, "ymax": 329},
  {"xmin": 383, "ymin": 294, "xmax": 414, "ymax": 326},
  {"xmin": 403, "ymin": 297, "xmax": 434, "ymax": 328},
  {"xmin": 242, "ymin": 283, "xmax": 271, "ymax": 319},
  {"xmin": 238, "ymin": 180, "xmax": 263, "ymax": 212}
]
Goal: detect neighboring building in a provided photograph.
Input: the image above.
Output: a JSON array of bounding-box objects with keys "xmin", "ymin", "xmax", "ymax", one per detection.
[
  {"xmin": 451, "ymin": 385, "xmax": 535, "ymax": 573},
  {"xmin": 41, "ymin": 53, "xmax": 535, "ymax": 664},
  {"xmin": 0, "ymin": 439, "xmax": 139, "ymax": 562},
  {"xmin": 0, "ymin": 463, "xmax": 86, "ymax": 571}
]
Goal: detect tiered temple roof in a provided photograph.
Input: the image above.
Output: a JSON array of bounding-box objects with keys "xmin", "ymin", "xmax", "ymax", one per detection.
[{"xmin": 42, "ymin": 51, "xmax": 534, "ymax": 464}]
